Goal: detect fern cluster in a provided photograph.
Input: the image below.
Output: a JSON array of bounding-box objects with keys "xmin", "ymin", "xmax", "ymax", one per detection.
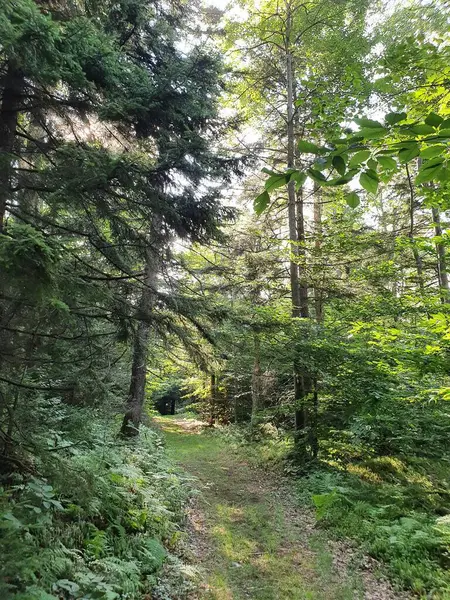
[{"xmin": 0, "ymin": 424, "xmax": 192, "ymax": 600}]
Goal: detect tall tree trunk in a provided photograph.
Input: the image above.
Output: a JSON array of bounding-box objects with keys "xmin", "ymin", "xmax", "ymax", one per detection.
[
  {"xmin": 286, "ymin": 49, "xmax": 301, "ymax": 318},
  {"xmin": 120, "ymin": 251, "xmax": 157, "ymax": 436},
  {"xmin": 251, "ymin": 331, "xmax": 262, "ymax": 425},
  {"xmin": 406, "ymin": 165, "xmax": 426, "ymax": 300},
  {"xmin": 285, "ymin": 3, "xmax": 310, "ymax": 449},
  {"xmin": 296, "ymin": 187, "xmax": 309, "ymax": 318},
  {"xmin": 0, "ymin": 64, "xmax": 23, "ymax": 233},
  {"xmin": 432, "ymin": 207, "xmax": 450, "ymax": 303},
  {"xmin": 313, "ymin": 184, "xmax": 323, "ymax": 323}
]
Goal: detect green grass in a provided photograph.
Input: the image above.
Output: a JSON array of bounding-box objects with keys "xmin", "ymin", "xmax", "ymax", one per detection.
[
  {"xmin": 186, "ymin": 422, "xmax": 450, "ymax": 598},
  {"xmin": 156, "ymin": 416, "xmax": 364, "ymax": 600}
]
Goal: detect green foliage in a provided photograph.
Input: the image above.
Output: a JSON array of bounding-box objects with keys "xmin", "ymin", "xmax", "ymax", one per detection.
[
  {"xmin": 0, "ymin": 423, "xmax": 190, "ymax": 599},
  {"xmin": 299, "ymin": 463, "xmax": 450, "ymax": 596}
]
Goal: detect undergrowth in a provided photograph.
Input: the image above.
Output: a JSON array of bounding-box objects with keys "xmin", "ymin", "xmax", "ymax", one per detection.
[
  {"xmin": 0, "ymin": 422, "xmax": 195, "ymax": 600},
  {"xmin": 212, "ymin": 422, "xmax": 450, "ymax": 598},
  {"xmin": 301, "ymin": 457, "xmax": 450, "ymax": 598}
]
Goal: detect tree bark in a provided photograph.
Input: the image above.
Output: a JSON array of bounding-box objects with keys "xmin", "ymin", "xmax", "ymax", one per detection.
[
  {"xmin": 296, "ymin": 186, "xmax": 309, "ymax": 318},
  {"xmin": 209, "ymin": 372, "xmax": 217, "ymax": 425},
  {"xmin": 0, "ymin": 64, "xmax": 23, "ymax": 233},
  {"xmin": 285, "ymin": 2, "xmax": 310, "ymax": 445},
  {"xmin": 432, "ymin": 207, "xmax": 450, "ymax": 303},
  {"xmin": 313, "ymin": 184, "xmax": 323, "ymax": 322},
  {"xmin": 251, "ymin": 331, "xmax": 262, "ymax": 425},
  {"xmin": 120, "ymin": 251, "xmax": 157, "ymax": 436},
  {"xmin": 286, "ymin": 6, "xmax": 301, "ymax": 319},
  {"xmin": 406, "ymin": 165, "xmax": 426, "ymax": 299}
]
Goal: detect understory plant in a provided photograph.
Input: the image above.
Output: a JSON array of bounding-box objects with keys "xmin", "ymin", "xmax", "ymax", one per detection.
[{"xmin": 0, "ymin": 423, "xmax": 193, "ymax": 600}]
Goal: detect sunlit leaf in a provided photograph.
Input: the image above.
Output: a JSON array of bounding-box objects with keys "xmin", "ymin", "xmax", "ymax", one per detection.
[
  {"xmin": 354, "ymin": 117, "xmax": 384, "ymax": 129},
  {"xmin": 289, "ymin": 171, "xmax": 307, "ymax": 188},
  {"xmin": 410, "ymin": 124, "xmax": 436, "ymax": 135},
  {"xmin": 420, "ymin": 145, "xmax": 446, "ymax": 159},
  {"xmin": 264, "ymin": 174, "xmax": 288, "ymax": 192},
  {"xmin": 349, "ymin": 150, "xmax": 370, "ymax": 168},
  {"xmin": 377, "ymin": 156, "xmax": 397, "ymax": 170},
  {"xmin": 415, "ymin": 160, "xmax": 444, "ymax": 184},
  {"xmin": 359, "ymin": 127, "xmax": 387, "ymax": 140},
  {"xmin": 398, "ymin": 144, "xmax": 420, "ymax": 163}
]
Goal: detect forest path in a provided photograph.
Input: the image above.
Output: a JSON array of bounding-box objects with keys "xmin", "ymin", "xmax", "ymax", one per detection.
[{"xmin": 156, "ymin": 416, "xmax": 406, "ymax": 600}]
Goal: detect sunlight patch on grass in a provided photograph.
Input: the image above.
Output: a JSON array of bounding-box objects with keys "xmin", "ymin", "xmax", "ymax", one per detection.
[{"xmin": 160, "ymin": 418, "xmax": 367, "ymax": 600}]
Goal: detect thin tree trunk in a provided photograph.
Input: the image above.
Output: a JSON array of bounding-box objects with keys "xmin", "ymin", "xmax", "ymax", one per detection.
[
  {"xmin": 121, "ymin": 251, "xmax": 157, "ymax": 436},
  {"xmin": 432, "ymin": 207, "xmax": 450, "ymax": 303},
  {"xmin": 286, "ymin": 7, "xmax": 301, "ymax": 320},
  {"xmin": 0, "ymin": 64, "xmax": 23, "ymax": 233},
  {"xmin": 313, "ymin": 184, "xmax": 323, "ymax": 322},
  {"xmin": 285, "ymin": 3, "xmax": 310, "ymax": 445},
  {"xmin": 296, "ymin": 186, "xmax": 309, "ymax": 318},
  {"xmin": 406, "ymin": 165, "xmax": 426, "ymax": 299},
  {"xmin": 251, "ymin": 331, "xmax": 262, "ymax": 425},
  {"xmin": 209, "ymin": 372, "xmax": 217, "ymax": 426}
]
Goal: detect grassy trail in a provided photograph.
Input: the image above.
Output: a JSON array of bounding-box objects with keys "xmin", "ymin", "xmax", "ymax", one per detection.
[{"xmin": 156, "ymin": 416, "xmax": 405, "ymax": 600}]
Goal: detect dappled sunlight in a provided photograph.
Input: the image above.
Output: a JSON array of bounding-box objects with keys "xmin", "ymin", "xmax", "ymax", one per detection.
[{"xmin": 163, "ymin": 418, "xmax": 373, "ymax": 600}]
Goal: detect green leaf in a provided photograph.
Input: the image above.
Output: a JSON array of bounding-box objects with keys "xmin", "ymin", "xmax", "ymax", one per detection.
[
  {"xmin": 354, "ymin": 117, "xmax": 384, "ymax": 129},
  {"xmin": 348, "ymin": 150, "xmax": 370, "ymax": 168},
  {"xmin": 415, "ymin": 163, "xmax": 444, "ymax": 184},
  {"xmin": 398, "ymin": 144, "xmax": 420, "ymax": 163},
  {"xmin": 261, "ymin": 167, "xmax": 280, "ymax": 176},
  {"xmin": 298, "ymin": 140, "xmax": 322, "ymax": 154},
  {"xmin": 307, "ymin": 168, "xmax": 327, "ymax": 183},
  {"xmin": 326, "ymin": 169, "xmax": 358, "ymax": 186},
  {"xmin": 424, "ymin": 157, "xmax": 446, "ymax": 169},
  {"xmin": 385, "ymin": 112, "xmax": 407, "ymax": 126},
  {"xmin": 254, "ymin": 191, "xmax": 270, "ymax": 215},
  {"xmin": 359, "ymin": 127, "xmax": 387, "ymax": 140},
  {"xmin": 410, "ymin": 123, "xmax": 436, "ymax": 135},
  {"xmin": 437, "ymin": 129, "xmax": 450, "ymax": 138},
  {"xmin": 420, "ymin": 145, "xmax": 446, "ymax": 159},
  {"xmin": 391, "ymin": 140, "xmax": 418, "ymax": 149},
  {"xmin": 376, "ymin": 156, "xmax": 397, "ymax": 170},
  {"xmin": 367, "ymin": 158, "xmax": 378, "ymax": 171},
  {"xmin": 264, "ymin": 174, "xmax": 288, "ymax": 192},
  {"xmin": 437, "ymin": 167, "xmax": 450, "ymax": 182},
  {"xmin": 312, "ymin": 492, "xmax": 338, "ymax": 520},
  {"xmin": 376, "ymin": 149, "xmax": 398, "ymax": 155},
  {"xmin": 425, "ymin": 112, "xmax": 444, "ymax": 127},
  {"xmin": 360, "ymin": 171, "xmax": 379, "ymax": 194},
  {"xmin": 289, "ymin": 171, "xmax": 307, "ymax": 188},
  {"xmin": 332, "ymin": 155, "xmax": 346, "ymax": 176},
  {"xmin": 313, "ymin": 157, "xmax": 331, "ymax": 171},
  {"xmin": 423, "ymin": 135, "xmax": 448, "ymax": 144},
  {"xmin": 346, "ymin": 191, "xmax": 360, "ymax": 208}
]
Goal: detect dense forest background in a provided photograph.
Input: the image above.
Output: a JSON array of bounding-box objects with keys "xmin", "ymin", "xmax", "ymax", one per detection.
[{"xmin": 1, "ymin": 0, "xmax": 450, "ymax": 598}]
